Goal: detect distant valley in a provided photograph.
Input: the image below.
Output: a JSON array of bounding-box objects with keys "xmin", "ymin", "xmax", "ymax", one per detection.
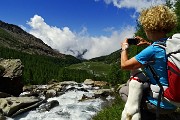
[{"xmin": 0, "ymin": 20, "xmax": 122, "ymax": 85}]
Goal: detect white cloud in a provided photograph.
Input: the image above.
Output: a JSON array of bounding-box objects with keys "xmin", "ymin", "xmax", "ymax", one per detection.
[
  {"xmin": 27, "ymin": 15, "xmax": 135, "ymax": 59},
  {"xmin": 103, "ymin": 27, "xmax": 115, "ymax": 32},
  {"xmin": 82, "ymin": 26, "xmax": 136, "ymax": 59},
  {"xmin": 27, "ymin": 15, "xmax": 76, "ymax": 52},
  {"xmin": 99, "ymin": 0, "xmax": 167, "ymax": 12}
]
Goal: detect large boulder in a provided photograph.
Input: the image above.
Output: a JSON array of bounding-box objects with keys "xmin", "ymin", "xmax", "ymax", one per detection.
[
  {"xmin": 0, "ymin": 97, "xmax": 44, "ymax": 117},
  {"xmin": 0, "ymin": 59, "xmax": 24, "ymax": 96},
  {"xmin": 0, "ymin": 58, "xmax": 23, "ymax": 78}
]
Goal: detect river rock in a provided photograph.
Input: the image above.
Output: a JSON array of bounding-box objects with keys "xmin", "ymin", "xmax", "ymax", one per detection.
[
  {"xmin": 92, "ymin": 89, "xmax": 114, "ymax": 98},
  {"xmin": 46, "ymin": 83, "xmax": 62, "ymax": 91},
  {"xmin": 37, "ymin": 100, "xmax": 59, "ymax": 112},
  {"xmin": 45, "ymin": 89, "xmax": 57, "ymax": 99},
  {"xmin": 22, "ymin": 83, "xmax": 63, "ymax": 98},
  {"xmin": 60, "ymin": 81, "xmax": 78, "ymax": 86},
  {"xmin": 94, "ymin": 81, "xmax": 108, "ymax": 87},
  {"xmin": 23, "ymin": 85, "xmax": 38, "ymax": 92},
  {"xmin": 84, "ymin": 79, "xmax": 108, "ymax": 87},
  {"xmin": 84, "ymin": 79, "xmax": 94, "ymax": 85},
  {"xmin": 78, "ymin": 94, "xmax": 95, "ymax": 102},
  {"xmin": 0, "ymin": 97, "xmax": 43, "ymax": 117}
]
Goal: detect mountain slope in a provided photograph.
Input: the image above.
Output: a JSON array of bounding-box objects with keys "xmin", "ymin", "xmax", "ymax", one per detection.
[
  {"xmin": 89, "ymin": 50, "xmax": 120, "ymax": 64},
  {"xmin": 0, "ymin": 20, "xmax": 64, "ymax": 58}
]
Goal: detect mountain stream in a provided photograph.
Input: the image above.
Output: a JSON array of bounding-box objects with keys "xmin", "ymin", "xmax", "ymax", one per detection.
[{"xmin": 7, "ymin": 83, "xmax": 114, "ymax": 120}]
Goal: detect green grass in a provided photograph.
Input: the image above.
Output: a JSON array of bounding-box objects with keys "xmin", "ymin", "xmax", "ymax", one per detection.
[
  {"xmin": 92, "ymin": 92, "xmax": 125, "ymax": 120},
  {"xmin": 67, "ymin": 61, "xmax": 111, "ymax": 76},
  {"xmin": 93, "ymin": 92, "xmax": 180, "ymax": 120}
]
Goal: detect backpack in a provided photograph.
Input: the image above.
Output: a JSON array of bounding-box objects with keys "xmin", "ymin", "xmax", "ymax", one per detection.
[
  {"xmin": 148, "ymin": 34, "xmax": 180, "ymax": 120},
  {"xmin": 163, "ymin": 33, "xmax": 180, "ymax": 102},
  {"xmin": 154, "ymin": 33, "xmax": 180, "ymax": 102}
]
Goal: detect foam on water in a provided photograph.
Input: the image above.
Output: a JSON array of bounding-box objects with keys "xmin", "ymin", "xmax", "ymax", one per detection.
[{"xmin": 7, "ymin": 84, "xmax": 113, "ymax": 120}]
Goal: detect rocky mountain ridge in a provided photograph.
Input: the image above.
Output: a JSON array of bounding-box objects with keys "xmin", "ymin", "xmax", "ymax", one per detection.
[{"xmin": 0, "ymin": 20, "xmax": 64, "ymax": 58}]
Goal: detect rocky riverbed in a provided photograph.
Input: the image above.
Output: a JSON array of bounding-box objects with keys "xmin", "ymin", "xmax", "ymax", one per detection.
[{"xmin": 5, "ymin": 80, "xmax": 114, "ymax": 120}]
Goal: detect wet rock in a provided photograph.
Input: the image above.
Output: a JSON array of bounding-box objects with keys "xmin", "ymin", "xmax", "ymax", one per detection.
[
  {"xmin": 23, "ymin": 85, "xmax": 47, "ymax": 97},
  {"xmin": 47, "ymin": 83, "xmax": 62, "ymax": 92},
  {"xmin": 45, "ymin": 89, "xmax": 57, "ymax": 99},
  {"xmin": 37, "ymin": 100, "xmax": 59, "ymax": 112},
  {"xmin": 65, "ymin": 86, "xmax": 88, "ymax": 93},
  {"xmin": 0, "ymin": 97, "xmax": 43, "ymax": 117},
  {"xmin": 64, "ymin": 86, "xmax": 76, "ymax": 92},
  {"xmin": 78, "ymin": 88, "xmax": 89, "ymax": 92},
  {"xmin": 56, "ymin": 91, "xmax": 65, "ymax": 96},
  {"xmin": 19, "ymin": 91, "xmax": 39, "ymax": 97},
  {"xmin": 55, "ymin": 111, "xmax": 70, "ymax": 119},
  {"xmin": 22, "ymin": 83, "xmax": 63, "ymax": 99},
  {"xmin": 78, "ymin": 94, "xmax": 95, "ymax": 102},
  {"xmin": 23, "ymin": 85, "xmax": 37, "ymax": 92},
  {"xmin": 92, "ymin": 89, "xmax": 114, "ymax": 98}
]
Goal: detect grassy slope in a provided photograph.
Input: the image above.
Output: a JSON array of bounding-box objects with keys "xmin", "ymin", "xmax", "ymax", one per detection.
[
  {"xmin": 67, "ymin": 61, "xmax": 112, "ymax": 77},
  {"xmin": 93, "ymin": 92, "xmax": 180, "ymax": 120},
  {"xmin": 92, "ymin": 93, "xmax": 124, "ymax": 120}
]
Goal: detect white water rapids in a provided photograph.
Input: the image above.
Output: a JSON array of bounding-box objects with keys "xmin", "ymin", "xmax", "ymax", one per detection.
[{"xmin": 7, "ymin": 83, "xmax": 114, "ymax": 120}]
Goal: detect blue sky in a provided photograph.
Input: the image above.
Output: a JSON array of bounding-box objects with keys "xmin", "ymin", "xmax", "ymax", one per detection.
[
  {"xmin": 0, "ymin": 0, "xmax": 169, "ymax": 59},
  {"xmin": 0, "ymin": 0, "xmax": 137, "ymax": 36}
]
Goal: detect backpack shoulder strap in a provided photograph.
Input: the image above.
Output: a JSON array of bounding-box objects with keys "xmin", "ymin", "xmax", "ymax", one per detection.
[
  {"xmin": 147, "ymin": 65, "xmax": 163, "ymax": 120},
  {"xmin": 153, "ymin": 39, "xmax": 166, "ymax": 49}
]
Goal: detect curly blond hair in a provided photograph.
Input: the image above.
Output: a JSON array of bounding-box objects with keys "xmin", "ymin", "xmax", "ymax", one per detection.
[{"xmin": 139, "ymin": 5, "xmax": 177, "ymax": 32}]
